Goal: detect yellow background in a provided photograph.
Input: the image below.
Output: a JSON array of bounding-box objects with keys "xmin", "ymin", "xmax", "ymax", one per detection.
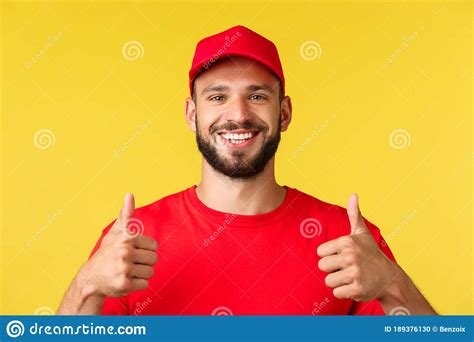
[{"xmin": 1, "ymin": 0, "xmax": 472, "ymax": 314}]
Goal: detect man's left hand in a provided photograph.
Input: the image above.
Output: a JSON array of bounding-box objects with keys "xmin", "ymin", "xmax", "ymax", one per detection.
[{"xmin": 317, "ymin": 193, "xmax": 397, "ymax": 302}]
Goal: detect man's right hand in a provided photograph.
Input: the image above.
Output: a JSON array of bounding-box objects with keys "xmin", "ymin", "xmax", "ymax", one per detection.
[{"xmin": 79, "ymin": 193, "xmax": 158, "ymax": 298}]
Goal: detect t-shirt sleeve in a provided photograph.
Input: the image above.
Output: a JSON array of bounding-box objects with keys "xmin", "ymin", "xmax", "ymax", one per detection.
[
  {"xmin": 88, "ymin": 219, "xmax": 130, "ymax": 315},
  {"xmin": 348, "ymin": 216, "xmax": 397, "ymax": 316}
]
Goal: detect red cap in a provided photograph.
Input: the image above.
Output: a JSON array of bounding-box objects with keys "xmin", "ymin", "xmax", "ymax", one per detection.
[{"xmin": 189, "ymin": 25, "xmax": 285, "ymax": 97}]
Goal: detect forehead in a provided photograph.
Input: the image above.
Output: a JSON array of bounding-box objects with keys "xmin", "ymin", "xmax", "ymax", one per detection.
[{"xmin": 194, "ymin": 56, "xmax": 279, "ymax": 91}]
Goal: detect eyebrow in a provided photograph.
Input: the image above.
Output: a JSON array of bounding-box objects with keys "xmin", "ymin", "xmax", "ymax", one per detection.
[
  {"xmin": 246, "ymin": 84, "xmax": 275, "ymax": 94},
  {"xmin": 200, "ymin": 83, "xmax": 275, "ymax": 96},
  {"xmin": 201, "ymin": 84, "xmax": 230, "ymax": 96}
]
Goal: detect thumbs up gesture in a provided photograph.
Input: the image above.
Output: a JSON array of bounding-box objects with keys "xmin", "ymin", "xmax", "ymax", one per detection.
[
  {"xmin": 317, "ymin": 193, "xmax": 396, "ymax": 302},
  {"xmin": 80, "ymin": 193, "xmax": 158, "ymax": 298}
]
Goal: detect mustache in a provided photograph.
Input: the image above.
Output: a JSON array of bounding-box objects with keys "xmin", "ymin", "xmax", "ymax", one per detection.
[{"xmin": 210, "ymin": 121, "xmax": 267, "ymax": 134}]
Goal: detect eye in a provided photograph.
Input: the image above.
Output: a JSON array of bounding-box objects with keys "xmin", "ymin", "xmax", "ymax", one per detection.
[
  {"xmin": 249, "ymin": 94, "xmax": 267, "ymax": 101},
  {"xmin": 209, "ymin": 95, "xmax": 225, "ymax": 102}
]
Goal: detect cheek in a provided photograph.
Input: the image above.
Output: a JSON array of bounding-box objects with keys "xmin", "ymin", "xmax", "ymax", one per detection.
[
  {"xmin": 197, "ymin": 107, "xmax": 223, "ymax": 131},
  {"xmin": 196, "ymin": 117, "xmax": 214, "ymax": 135},
  {"xmin": 261, "ymin": 113, "xmax": 281, "ymax": 135}
]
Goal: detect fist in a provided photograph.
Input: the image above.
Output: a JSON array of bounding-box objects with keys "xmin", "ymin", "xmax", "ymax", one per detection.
[
  {"xmin": 81, "ymin": 193, "xmax": 158, "ymax": 298},
  {"xmin": 317, "ymin": 193, "xmax": 396, "ymax": 302}
]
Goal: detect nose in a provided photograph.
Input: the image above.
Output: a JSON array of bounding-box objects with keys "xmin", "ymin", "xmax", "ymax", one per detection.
[{"xmin": 222, "ymin": 96, "xmax": 251, "ymax": 123}]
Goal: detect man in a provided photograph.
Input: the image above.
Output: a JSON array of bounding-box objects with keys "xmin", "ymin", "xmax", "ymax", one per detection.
[{"xmin": 58, "ymin": 25, "xmax": 436, "ymax": 315}]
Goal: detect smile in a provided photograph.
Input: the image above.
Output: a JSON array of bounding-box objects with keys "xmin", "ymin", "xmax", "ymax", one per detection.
[{"xmin": 217, "ymin": 130, "xmax": 260, "ymax": 148}]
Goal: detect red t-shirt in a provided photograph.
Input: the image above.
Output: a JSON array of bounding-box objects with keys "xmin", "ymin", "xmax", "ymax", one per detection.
[{"xmin": 88, "ymin": 185, "xmax": 396, "ymax": 315}]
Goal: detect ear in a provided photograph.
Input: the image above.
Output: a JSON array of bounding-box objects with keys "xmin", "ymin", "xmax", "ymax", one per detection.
[
  {"xmin": 280, "ymin": 96, "xmax": 292, "ymax": 132},
  {"xmin": 185, "ymin": 97, "xmax": 197, "ymax": 132}
]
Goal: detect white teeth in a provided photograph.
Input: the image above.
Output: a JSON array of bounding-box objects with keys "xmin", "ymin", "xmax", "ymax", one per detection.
[{"xmin": 222, "ymin": 132, "xmax": 254, "ymax": 140}]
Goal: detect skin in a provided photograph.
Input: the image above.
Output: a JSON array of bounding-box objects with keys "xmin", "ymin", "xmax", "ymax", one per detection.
[
  {"xmin": 57, "ymin": 194, "xmax": 158, "ymax": 314},
  {"xmin": 186, "ymin": 56, "xmax": 292, "ymax": 215},
  {"xmin": 318, "ymin": 194, "xmax": 437, "ymax": 314},
  {"xmin": 57, "ymin": 56, "xmax": 436, "ymax": 315}
]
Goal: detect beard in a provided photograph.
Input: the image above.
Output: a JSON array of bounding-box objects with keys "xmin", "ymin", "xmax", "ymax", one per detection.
[{"xmin": 195, "ymin": 114, "xmax": 282, "ymax": 180}]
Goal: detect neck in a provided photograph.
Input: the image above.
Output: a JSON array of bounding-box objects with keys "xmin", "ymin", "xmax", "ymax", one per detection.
[{"xmin": 196, "ymin": 157, "xmax": 286, "ymax": 215}]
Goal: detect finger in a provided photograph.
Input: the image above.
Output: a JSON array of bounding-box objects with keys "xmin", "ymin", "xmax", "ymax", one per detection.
[
  {"xmin": 134, "ymin": 235, "xmax": 158, "ymax": 251},
  {"xmin": 317, "ymin": 239, "xmax": 342, "ymax": 257},
  {"xmin": 324, "ymin": 269, "xmax": 352, "ymax": 288},
  {"xmin": 347, "ymin": 193, "xmax": 368, "ymax": 235},
  {"xmin": 121, "ymin": 193, "xmax": 135, "ymax": 220},
  {"xmin": 128, "ymin": 278, "xmax": 149, "ymax": 292},
  {"xmin": 318, "ymin": 254, "xmax": 347, "ymax": 273},
  {"xmin": 132, "ymin": 248, "xmax": 158, "ymax": 265},
  {"xmin": 113, "ymin": 193, "xmax": 135, "ymax": 232},
  {"xmin": 333, "ymin": 284, "xmax": 357, "ymax": 299},
  {"xmin": 130, "ymin": 264, "xmax": 155, "ymax": 279}
]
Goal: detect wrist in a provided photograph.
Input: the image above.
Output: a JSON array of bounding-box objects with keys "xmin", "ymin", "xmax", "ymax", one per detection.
[
  {"xmin": 76, "ymin": 263, "xmax": 105, "ymax": 301},
  {"xmin": 378, "ymin": 262, "xmax": 408, "ymax": 305},
  {"xmin": 377, "ymin": 263, "xmax": 437, "ymax": 315}
]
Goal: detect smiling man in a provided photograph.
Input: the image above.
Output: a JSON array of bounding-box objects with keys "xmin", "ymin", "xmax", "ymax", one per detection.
[{"xmin": 58, "ymin": 25, "xmax": 436, "ymax": 315}]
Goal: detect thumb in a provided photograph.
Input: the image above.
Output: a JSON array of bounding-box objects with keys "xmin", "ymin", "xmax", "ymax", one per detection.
[
  {"xmin": 347, "ymin": 193, "xmax": 368, "ymax": 235},
  {"xmin": 115, "ymin": 193, "xmax": 135, "ymax": 231}
]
